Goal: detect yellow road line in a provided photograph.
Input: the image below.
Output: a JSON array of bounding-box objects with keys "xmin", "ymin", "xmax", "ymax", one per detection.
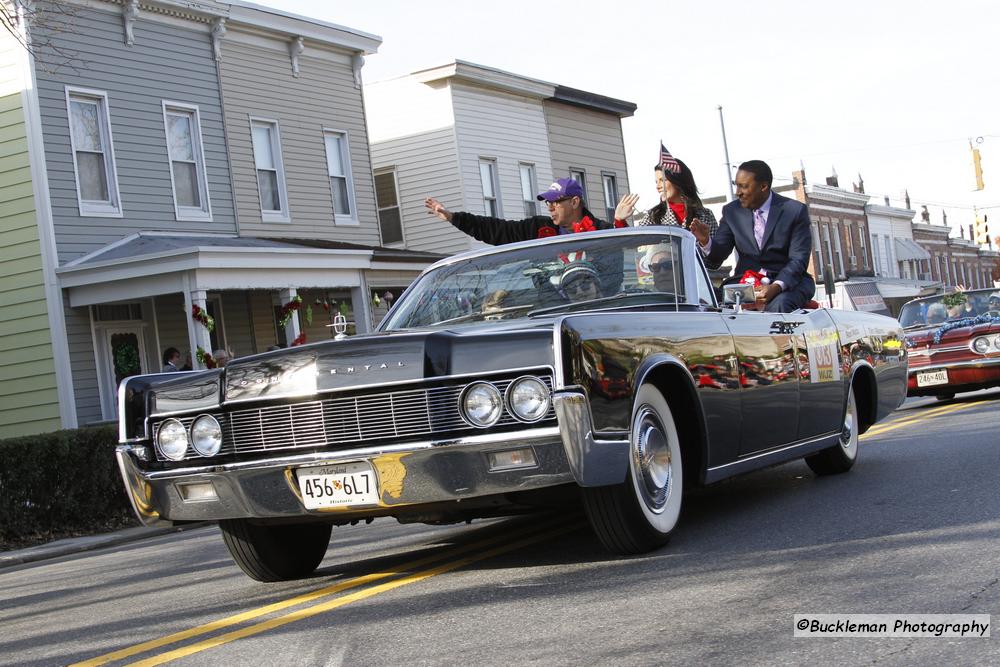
[
  {"xmin": 127, "ymin": 522, "xmax": 581, "ymax": 667},
  {"xmin": 863, "ymin": 401, "xmax": 979, "ymax": 438},
  {"xmin": 72, "ymin": 517, "xmax": 565, "ymax": 667}
]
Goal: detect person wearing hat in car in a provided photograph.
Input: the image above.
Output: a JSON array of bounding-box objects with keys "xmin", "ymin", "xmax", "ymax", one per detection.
[
  {"xmin": 988, "ymin": 291, "xmax": 1000, "ymax": 314},
  {"xmin": 559, "ymin": 259, "xmax": 602, "ymax": 303},
  {"xmin": 423, "ymin": 177, "xmax": 623, "ymax": 245}
]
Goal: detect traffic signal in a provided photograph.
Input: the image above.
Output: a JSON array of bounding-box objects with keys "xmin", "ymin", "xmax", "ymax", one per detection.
[
  {"xmin": 971, "ymin": 141, "xmax": 985, "ymax": 190},
  {"xmin": 973, "ymin": 213, "xmax": 989, "ymax": 246}
]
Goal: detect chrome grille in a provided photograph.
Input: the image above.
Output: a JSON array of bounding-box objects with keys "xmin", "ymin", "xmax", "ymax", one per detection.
[{"xmin": 154, "ymin": 375, "xmax": 554, "ymax": 461}]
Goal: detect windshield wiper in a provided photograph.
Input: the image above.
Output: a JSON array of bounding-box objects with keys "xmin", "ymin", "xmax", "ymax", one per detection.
[{"xmin": 527, "ymin": 291, "xmax": 678, "ymax": 317}]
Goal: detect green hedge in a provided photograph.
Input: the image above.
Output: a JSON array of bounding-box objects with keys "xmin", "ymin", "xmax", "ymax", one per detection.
[{"xmin": 0, "ymin": 425, "xmax": 133, "ymax": 543}]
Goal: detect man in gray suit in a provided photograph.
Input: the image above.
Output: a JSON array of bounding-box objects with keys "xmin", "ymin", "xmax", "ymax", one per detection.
[{"xmin": 691, "ymin": 160, "xmax": 815, "ymax": 313}]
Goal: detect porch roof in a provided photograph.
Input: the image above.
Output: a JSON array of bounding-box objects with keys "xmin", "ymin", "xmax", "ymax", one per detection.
[{"xmin": 56, "ymin": 233, "xmax": 445, "ymax": 307}]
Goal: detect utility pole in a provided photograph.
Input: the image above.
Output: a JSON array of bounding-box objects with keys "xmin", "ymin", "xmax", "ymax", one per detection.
[{"xmin": 718, "ymin": 105, "xmax": 735, "ymax": 201}]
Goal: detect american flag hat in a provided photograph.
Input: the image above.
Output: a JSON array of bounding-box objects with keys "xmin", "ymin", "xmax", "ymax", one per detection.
[{"xmin": 659, "ymin": 142, "xmax": 681, "ymax": 174}]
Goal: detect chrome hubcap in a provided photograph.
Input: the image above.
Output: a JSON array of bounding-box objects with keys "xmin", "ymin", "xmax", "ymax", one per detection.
[
  {"xmin": 634, "ymin": 407, "xmax": 673, "ymax": 512},
  {"xmin": 840, "ymin": 399, "xmax": 856, "ymax": 454}
]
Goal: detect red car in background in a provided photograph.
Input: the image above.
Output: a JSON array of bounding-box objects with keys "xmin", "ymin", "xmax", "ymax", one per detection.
[{"xmin": 899, "ymin": 288, "xmax": 1000, "ymax": 399}]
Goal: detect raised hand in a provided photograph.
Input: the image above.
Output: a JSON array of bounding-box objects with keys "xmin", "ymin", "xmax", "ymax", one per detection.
[
  {"xmin": 614, "ymin": 193, "xmax": 641, "ymax": 221},
  {"xmin": 689, "ymin": 218, "xmax": 711, "ymax": 246},
  {"xmin": 424, "ymin": 197, "xmax": 453, "ymax": 222}
]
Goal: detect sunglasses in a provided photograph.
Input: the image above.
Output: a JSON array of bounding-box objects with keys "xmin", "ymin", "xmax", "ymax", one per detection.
[
  {"xmin": 649, "ymin": 261, "xmax": 674, "ymax": 273},
  {"xmin": 546, "ymin": 197, "xmax": 575, "ymax": 207},
  {"xmin": 564, "ymin": 277, "xmax": 597, "ymax": 294}
]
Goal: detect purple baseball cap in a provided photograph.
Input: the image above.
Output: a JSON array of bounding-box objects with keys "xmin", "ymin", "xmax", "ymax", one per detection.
[{"xmin": 537, "ymin": 177, "xmax": 584, "ymax": 202}]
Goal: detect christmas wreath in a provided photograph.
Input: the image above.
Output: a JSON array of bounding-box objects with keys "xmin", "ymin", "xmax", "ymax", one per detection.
[
  {"xmin": 278, "ymin": 296, "xmax": 303, "ymax": 327},
  {"xmin": 291, "ymin": 332, "xmax": 307, "ymax": 346}
]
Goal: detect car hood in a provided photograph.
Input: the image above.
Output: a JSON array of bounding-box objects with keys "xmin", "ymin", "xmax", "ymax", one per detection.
[{"xmin": 185, "ymin": 321, "xmax": 558, "ymax": 407}]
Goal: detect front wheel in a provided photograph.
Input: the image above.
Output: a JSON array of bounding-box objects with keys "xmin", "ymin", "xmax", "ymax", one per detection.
[
  {"xmin": 219, "ymin": 519, "xmax": 332, "ymax": 582},
  {"xmin": 581, "ymin": 384, "xmax": 684, "ymax": 554},
  {"xmin": 805, "ymin": 384, "xmax": 859, "ymax": 476}
]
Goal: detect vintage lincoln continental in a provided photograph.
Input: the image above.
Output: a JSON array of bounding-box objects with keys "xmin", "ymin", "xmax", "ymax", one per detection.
[{"xmin": 117, "ymin": 228, "xmax": 907, "ymax": 581}]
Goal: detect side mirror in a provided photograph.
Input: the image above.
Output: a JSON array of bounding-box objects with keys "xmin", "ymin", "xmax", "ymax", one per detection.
[{"xmin": 723, "ymin": 283, "xmax": 756, "ymax": 313}]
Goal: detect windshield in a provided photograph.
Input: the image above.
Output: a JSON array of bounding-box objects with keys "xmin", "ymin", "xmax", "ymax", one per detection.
[
  {"xmin": 898, "ymin": 288, "xmax": 1000, "ymax": 328},
  {"xmin": 383, "ymin": 232, "xmax": 694, "ymax": 330}
]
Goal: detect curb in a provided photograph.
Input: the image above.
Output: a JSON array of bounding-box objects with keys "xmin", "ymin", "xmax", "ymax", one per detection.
[{"xmin": 0, "ymin": 522, "xmax": 211, "ymax": 569}]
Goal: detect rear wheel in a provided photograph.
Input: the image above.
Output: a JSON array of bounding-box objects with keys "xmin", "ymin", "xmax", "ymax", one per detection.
[
  {"xmin": 805, "ymin": 384, "xmax": 859, "ymax": 476},
  {"xmin": 582, "ymin": 384, "xmax": 683, "ymax": 554},
  {"xmin": 219, "ymin": 519, "xmax": 331, "ymax": 582}
]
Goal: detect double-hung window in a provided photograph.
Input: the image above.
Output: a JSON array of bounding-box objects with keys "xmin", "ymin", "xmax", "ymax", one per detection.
[
  {"xmin": 66, "ymin": 87, "xmax": 121, "ymax": 217},
  {"xmin": 250, "ymin": 118, "xmax": 289, "ymax": 222},
  {"xmin": 374, "ymin": 168, "xmax": 403, "ymax": 244},
  {"xmin": 519, "ymin": 163, "xmax": 536, "ymax": 217},
  {"xmin": 570, "ymin": 169, "xmax": 587, "ymax": 200},
  {"xmin": 602, "ymin": 173, "xmax": 618, "ymax": 222},
  {"xmin": 324, "ymin": 130, "xmax": 356, "ymax": 223},
  {"xmin": 163, "ymin": 102, "xmax": 211, "ymax": 221},
  {"xmin": 479, "ymin": 159, "xmax": 499, "ymax": 217}
]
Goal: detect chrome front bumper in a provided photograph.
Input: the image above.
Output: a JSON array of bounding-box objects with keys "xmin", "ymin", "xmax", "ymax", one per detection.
[{"xmin": 117, "ymin": 388, "xmax": 629, "ymax": 527}]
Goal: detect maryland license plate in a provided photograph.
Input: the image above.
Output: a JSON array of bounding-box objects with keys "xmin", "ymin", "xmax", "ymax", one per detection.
[
  {"xmin": 916, "ymin": 369, "xmax": 948, "ymax": 387},
  {"xmin": 297, "ymin": 462, "xmax": 379, "ymax": 509}
]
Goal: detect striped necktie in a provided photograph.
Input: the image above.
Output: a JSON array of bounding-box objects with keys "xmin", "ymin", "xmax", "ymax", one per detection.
[{"xmin": 753, "ymin": 208, "xmax": 766, "ymax": 249}]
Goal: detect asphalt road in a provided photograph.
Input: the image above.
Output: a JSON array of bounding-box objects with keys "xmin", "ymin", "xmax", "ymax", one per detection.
[{"xmin": 1, "ymin": 390, "xmax": 997, "ymax": 667}]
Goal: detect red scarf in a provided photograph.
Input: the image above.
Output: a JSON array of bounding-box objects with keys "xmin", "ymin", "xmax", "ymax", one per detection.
[{"xmin": 669, "ymin": 202, "xmax": 687, "ymax": 226}]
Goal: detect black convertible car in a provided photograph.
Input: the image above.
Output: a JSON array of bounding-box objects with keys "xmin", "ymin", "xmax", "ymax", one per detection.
[{"xmin": 116, "ymin": 228, "xmax": 907, "ymax": 581}]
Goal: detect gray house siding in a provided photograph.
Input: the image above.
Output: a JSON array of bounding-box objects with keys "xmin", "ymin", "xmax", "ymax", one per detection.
[
  {"xmin": 31, "ymin": 5, "xmax": 236, "ymax": 264},
  {"xmin": 542, "ymin": 101, "xmax": 630, "ymax": 218},
  {"xmin": 64, "ymin": 301, "xmax": 101, "ymax": 425},
  {"xmin": 218, "ymin": 33, "xmax": 380, "ymax": 244},
  {"xmin": 451, "ymin": 83, "xmax": 553, "ymax": 228},
  {"xmin": 369, "ymin": 126, "xmax": 463, "ymax": 254}
]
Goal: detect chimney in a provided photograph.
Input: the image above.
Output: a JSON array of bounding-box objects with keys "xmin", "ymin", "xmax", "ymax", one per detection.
[
  {"xmin": 855, "ymin": 172, "xmax": 865, "ymax": 194},
  {"xmin": 792, "ymin": 167, "xmax": 807, "ymax": 203},
  {"xmin": 942, "ymin": 210, "xmax": 948, "ymax": 226},
  {"xmin": 904, "ymin": 189, "xmax": 911, "ymax": 209},
  {"xmin": 884, "ymin": 195, "xmax": 890, "ymax": 206},
  {"xmin": 967, "ymin": 224, "xmax": 973, "ymax": 240},
  {"xmin": 825, "ymin": 166, "xmax": 839, "ymax": 188}
]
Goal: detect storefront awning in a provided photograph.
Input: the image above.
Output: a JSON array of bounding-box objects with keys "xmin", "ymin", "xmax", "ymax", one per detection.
[{"xmin": 894, "ymin": 238, "xmax": 931, "ymax": 261}]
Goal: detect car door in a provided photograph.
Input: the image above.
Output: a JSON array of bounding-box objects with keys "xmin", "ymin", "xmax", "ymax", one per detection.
[
  {"xmin": 790, "ymin": 309, "xmax": 845, "ymax": 441},
  {"xmin": 724, "ymin": 310, "xmax": 800, "ymax": 455}
]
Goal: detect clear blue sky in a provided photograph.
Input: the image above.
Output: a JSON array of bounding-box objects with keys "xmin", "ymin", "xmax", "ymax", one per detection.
[{"xmin": 270, "ymin": 0, "xmax": 999, "ymax": 236}]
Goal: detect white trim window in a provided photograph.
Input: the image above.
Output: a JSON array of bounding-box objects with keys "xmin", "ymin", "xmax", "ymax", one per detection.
[
  {"xmin": 858, "ymin": 224, "xmax": 868, "ymax": 268},
  {"xmin": 65, "ymin": 87, "xmax": 122, "ymax": 217},
  {"xmin": 374, "ymin": 168, "xmax": 403, "ymax": 245},
  {"xmin": 479, "ymin": 158, "xmax": 499, "ymax": 217},
  {"xmin": 162, "ymin": 102, "xmax": 212, "ymax": 221},
  {"xmin": 602, "ymin": 172, "xmax": 618, "ymax": 223},
  {"xmin": 570, "ymin": 168, "xmax": 587, "ymax": 200},
  {"xmin": 883, "ymin": 235, "xmax": 895, "ymax": 278},
  {"xmin": 323, "ymin": 130, "xmax": 357, "ymax": 224},
  {"xmin": 519, "ymin": 163, "xmax": 537, "ymax": 217},
  {"xmin": 250, "ymin": 117, "xmax": 289, "ymax": 222}
]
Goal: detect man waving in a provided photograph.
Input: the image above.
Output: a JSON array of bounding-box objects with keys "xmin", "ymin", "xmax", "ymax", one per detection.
[{"xmin": 691, "ymin": 160, "xmax": 815, "ymax": 313}]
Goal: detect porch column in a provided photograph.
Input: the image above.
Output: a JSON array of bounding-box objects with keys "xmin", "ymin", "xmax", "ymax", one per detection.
[
  {"xmin": 351, "ymin": 272, "xmax": 372, "ymax": 334},
  {"xmin": 277, "ymin": 288, "xmax": 301, "ymax": 344},
  {"xmin": 183, "ymin": 288, "xmax": 213, "ymax": 370}
]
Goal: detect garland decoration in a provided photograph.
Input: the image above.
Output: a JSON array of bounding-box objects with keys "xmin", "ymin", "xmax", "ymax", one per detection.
[
  {"xmin": 932, "ymin": 313, "xmax": 1000, "ymax": 344},
  {"xmin": 278, "ymin": 295, "xmax": 303, "ymax": 327},
  {"xmin": 291, "ymin": 332, "xmax": 307, "ymax": 346},
  {"xmin": 191, "ymin": 304, "xmax": 215, "ymax": 332},
  {"xmin": 195, "ymin": 347, "xmax": 218, "ymax": 369}
]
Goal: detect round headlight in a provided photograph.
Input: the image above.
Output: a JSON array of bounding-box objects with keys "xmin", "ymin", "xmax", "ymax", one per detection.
[
  {"xmin": 507, "ymin": 376, "xmax": 550, "ymax": 422},
  {"xmin": 157, "ymin": 418, "xmax": 189, "ymax": 461},
  {"xmin": 462, "ymin": 382, "xmax": 503, "ymax": 427},
  {"xmin": 190, "ymin": 415, "xmax": 223, "ymax": 457},
  {"xmin": 972, "ymin": 337, "xmax": 991, "ymax": 354}
]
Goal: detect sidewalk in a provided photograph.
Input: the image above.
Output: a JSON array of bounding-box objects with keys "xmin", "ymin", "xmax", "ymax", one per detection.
[{"xmin": 0, "ymin": 523, "xmax": 209, "ymax": 569}]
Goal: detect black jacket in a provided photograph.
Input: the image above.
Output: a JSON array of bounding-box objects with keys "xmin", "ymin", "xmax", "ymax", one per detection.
[{"xmin": 450, "ymin": 211, "xmax": 614, "ymax": 245}]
